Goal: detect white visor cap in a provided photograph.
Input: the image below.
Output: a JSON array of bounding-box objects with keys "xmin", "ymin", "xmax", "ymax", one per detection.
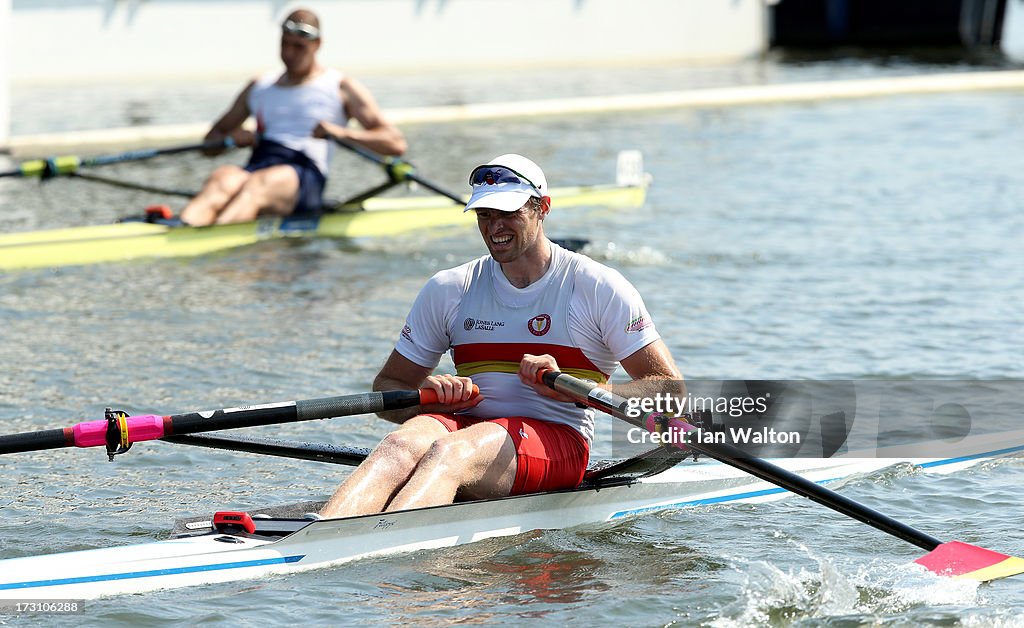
[{"xmin": 464, "ymin": 154, "xmax": 547, "ymax": 212}]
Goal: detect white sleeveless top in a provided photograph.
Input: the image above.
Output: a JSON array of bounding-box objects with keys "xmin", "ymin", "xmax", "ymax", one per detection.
[
  {"xmin": 395, "ymin": 243, "xmax": 662, "ymax": 443},
  {"xmin": 247, "ymin": 68, "xmax": 347, "ymax": 175}
]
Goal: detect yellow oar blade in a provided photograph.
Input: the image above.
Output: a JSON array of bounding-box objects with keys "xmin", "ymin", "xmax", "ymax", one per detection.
[{"xmin": 915, "ymin": 541, "xmax": 1024, "ymax": 582}]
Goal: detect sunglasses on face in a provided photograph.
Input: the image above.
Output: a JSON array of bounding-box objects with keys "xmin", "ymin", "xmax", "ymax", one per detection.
[
  {"xmin": 469, "ymin": 165, "xmax": 541, "ymax": 196},
  {"xmin": 282, "ymin": 19, "xmax": 320, "ymax": 40}
]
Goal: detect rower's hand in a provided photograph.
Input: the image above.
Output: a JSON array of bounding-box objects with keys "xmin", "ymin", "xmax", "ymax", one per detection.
[
  {"xmin": 229, "ymin": 128, "xmax": 255, "ymax": 148},
  {"xmin": 421, "ymin": 374, "xmax": 483, "ymax": 412},
  {"xmin": 202, "ymin": 129, "xmax": 253, "ymax": 155},
  {"xmin": 312, "ymin": 120, "xmax": 345, "ymax": 140},
  {"xmin": 519, "ymin": 354, "xmax": 576, "ymax": 403},
  {"xmin": 202, "ymin": 130, "xmax": 231, "ymax": 156}
]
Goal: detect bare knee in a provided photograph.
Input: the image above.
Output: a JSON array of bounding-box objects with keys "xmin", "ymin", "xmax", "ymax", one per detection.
[
  {"xmin": 191, "ymin": 166, "xmax": 247, "ymax": 205},
  {"xmin": 206, "ymin": 165, "xmax": 247, "ymax": 192},
  {"xmin": 238, "ymin": 167, "xmax": 298, "ymax": 214},
  {"xmin": 369, "ymin": 430, "xmax": 435, "ymax": 475},
  {"xmin": 418, "ymin": 438, "xmax": 475, "ymax": 473}
]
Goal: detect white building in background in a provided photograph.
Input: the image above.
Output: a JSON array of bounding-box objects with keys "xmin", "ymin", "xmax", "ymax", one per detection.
[
  {"xmin": 6, "ymin": 0, "xmax": 768, "ymax": 82},
  {"xmin": 0, "ymin": 0, "xmax": 10, "ymax": 149},
  {"xmin": 0, "ymin": 0, "xmax": 770, "ymax": 148}
]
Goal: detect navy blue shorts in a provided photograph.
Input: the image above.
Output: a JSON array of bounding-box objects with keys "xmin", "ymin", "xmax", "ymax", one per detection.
[{"xmin": 245, "ymin": 139, "xmax": 326, "ymax": 216}]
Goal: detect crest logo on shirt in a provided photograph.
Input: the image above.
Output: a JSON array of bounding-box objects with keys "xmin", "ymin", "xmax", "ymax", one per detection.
[
  {"xmin": 464, "ymin": 318, "xmax": 476, "ymax": 331},
  {"xmin": 528, "ymin": 314, "xmax": 551, "ymax": 336},
  {"xmin": 401, "ymin": 325, "xmax": 413, "ymax": 341}
]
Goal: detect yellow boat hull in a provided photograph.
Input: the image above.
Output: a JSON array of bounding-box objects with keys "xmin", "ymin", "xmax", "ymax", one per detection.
[{"xmin": 0, "ymin": 183, "xmax": 645, "ymax": 270}]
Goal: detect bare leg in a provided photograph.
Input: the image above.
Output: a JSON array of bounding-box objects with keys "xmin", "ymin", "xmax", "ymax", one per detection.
[
  {"xmin": 180, "ymin": 165, "xmax": 250, "ymax": 226},
  {"xmin": 385, "ymin": 422, "xmax": 517, "ymax": 511},
  {"xmin": 319, "ymin": 416, "xmax": 449, "ymax": 518},
  {"xmin": 215, "ymin": 165, "xmax": 301, "ymax": 224}
]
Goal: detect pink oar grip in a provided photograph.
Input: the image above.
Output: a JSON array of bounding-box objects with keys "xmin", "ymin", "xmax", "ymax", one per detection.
[
  {"xmin": 71, "ymin": 415, "xmax": 166, "ymax": 448},
  {"xmin": 419, "ymin": 385, "xmax": 480, "ymax": 405},
  {"xmin": 643, "ymin": 413, "xmax": 696, "ymax": 450}
]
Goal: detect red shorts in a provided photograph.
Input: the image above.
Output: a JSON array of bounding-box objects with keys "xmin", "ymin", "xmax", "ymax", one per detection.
[{"xmin": 423, "ymin": 414, "xmax": 590, "ymax": 495}]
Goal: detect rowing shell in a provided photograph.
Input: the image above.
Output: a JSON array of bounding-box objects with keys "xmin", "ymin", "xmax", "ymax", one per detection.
[
  {"xmin": 0, "ymin": 181, "xmax": 645, "ymax": 271},
  {"xmin": 0, "ymin": 449, "xmax": 1017, "ymax": 600}
]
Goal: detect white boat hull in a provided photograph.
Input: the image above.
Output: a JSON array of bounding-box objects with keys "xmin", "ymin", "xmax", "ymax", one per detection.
[{"xmin": 2, "ymin": 452, "xmax": 1017, "ymax": 600}]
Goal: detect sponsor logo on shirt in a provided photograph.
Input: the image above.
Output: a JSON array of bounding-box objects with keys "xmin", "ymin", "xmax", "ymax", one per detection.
[
  {"xmin": 465, "ymin": 317, "xmax": 505, "ymax": 331},
  {"xmin": 528, "ymin": 314, "xmax": 552, "ymax": 336},
  {"xmin": 401, "ymin": 324, "xmax": 413, "ymax": 341},
  {"xmin": 625, "ymin": 315, "xmax": 652, "ymax": 334}
]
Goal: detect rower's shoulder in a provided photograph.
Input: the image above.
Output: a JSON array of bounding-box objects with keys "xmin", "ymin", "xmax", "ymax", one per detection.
[{"xmin": 337, "ymin": 71, "xmax": 367, "ymax": 93}]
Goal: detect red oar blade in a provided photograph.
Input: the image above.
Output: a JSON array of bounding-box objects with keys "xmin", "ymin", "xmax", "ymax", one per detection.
[{"xmin": 915, "ymin": 541, "xmax": 1024, "ymax": 582}]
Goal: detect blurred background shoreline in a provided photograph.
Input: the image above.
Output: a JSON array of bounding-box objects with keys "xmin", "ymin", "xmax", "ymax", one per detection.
[{"xmin": 4, "ymin": 0, "xmax": 1024, "ymax": 153}]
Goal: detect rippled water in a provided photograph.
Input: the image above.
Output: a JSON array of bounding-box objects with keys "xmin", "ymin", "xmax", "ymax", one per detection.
[{"xmin": 2, "ymin": 59, "xmax": 1024, "ymax": 626}]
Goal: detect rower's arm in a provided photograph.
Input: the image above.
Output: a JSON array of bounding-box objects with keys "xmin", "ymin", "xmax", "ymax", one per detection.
[
  {"xmin": 373, "ymin": 350, "xmax": 479, "ymax": 424},
  {"xmin": 609, "ymin": 339, "xmax": 687, "ymax": 407},
  {"xmin": 520, "ymin": 340, "xmax": 684, "ymax": 405},
  {"xmin": 203, "ymin": 81, "xmax": 256, "ymax": 154},
  {"xmin": 330, "ymin": 76, "xmax": 407, "ymax": 156}
]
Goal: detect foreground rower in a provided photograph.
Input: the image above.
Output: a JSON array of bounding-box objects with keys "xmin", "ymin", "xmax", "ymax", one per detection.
[{"xmin": 320, "ymin": 154, "xmax": 683, "ymax": 518}]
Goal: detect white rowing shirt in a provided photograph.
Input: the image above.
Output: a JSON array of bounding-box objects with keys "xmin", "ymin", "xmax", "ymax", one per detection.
[
  {"xmin": 247, "ymin": 68, "xmax": 347, "ymax": 175},
  {"xmin": 395, "ymin": 242, "xmax": 661, "ymax": 443}
]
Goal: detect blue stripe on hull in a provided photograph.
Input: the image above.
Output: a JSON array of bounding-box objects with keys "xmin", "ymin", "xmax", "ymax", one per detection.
[
  {"xmin": 915, "ymin": 444, "xmax": 1024, "ymax": 468},
  {"xmin": 610, "ymin": 445, "xmax": 1024, "ymax": 519},
  {"xmin": 0, "ymin": 554, "xmax": 305, "ymax": 590}
]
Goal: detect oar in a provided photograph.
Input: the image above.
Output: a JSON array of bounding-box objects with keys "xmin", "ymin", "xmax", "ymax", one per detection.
[
  {"xmin": 332, "ymin": 136, "xmax": 467, "ymax": 202},
  {"xmin": 163, "ymin": 433, "xmax": 371, "ymax": 466},
  {"xmin": 0, "ymin": 138, "xmax": 234, "ymax": 179},
  {"xmin": 70, "ymin": 171, "xmax": 197, "ymax": 198},
  {"xmin": 0, "ymin": 386, "xmax": 474, "ymax": 460},
  {"xmin": 538, "ymin": 370, "xmax": 1024, "ymax": 582}
]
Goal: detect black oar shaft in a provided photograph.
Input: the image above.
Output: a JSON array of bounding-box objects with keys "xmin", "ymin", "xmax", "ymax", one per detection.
[
  {"xmin": 0, "ymin": 139, "xmax": 233, "ymax": 179},
  {"xmin": 0, "ymin": 389, "xmax": 427, "ymax": 456},
  {"xmin": 153, "ymin": 390, "xmax": 427, "ymax": 436},
  {"xmin": 161, "ymin": 392, "xmax": 386, "ymax": 435},
  {"xmin": 541, "ymin": 371, "xmax": 944, "ymax": 552},
  {"xmin": 0, "ymin": 428, "xmax": 74, "ymax": 454},
  {"xmin": 332, "ymin": 136, "xmax": 465, "ymax": 205},
  {"xmin": 162, "ymin": 433, "xmax": 370, "ymax": 466},
  {"xmin": 699, "ymin": 442, "xmax": 942, "ymax": 551}
]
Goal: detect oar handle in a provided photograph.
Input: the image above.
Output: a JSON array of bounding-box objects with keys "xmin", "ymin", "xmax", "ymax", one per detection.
[
  {"xmin": 537, "ymin": 368, "xmax": 695, "ymax": 443},
  {"xmin": 417, "ymin": 385, "xmax": 480, "ymax": 405},
  {"xmin": 537, "ymin": 370, "xmax": 945, "ymax": 552}
]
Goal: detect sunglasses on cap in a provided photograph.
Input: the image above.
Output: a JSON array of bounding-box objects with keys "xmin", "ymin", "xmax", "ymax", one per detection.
[
  {"xmin": 282, "ymin": 19, "xmax": 320, "ymax": 40},
  {"xmin": 468, "ymin": 165, "xmax": 542, "ymax": 196}
]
